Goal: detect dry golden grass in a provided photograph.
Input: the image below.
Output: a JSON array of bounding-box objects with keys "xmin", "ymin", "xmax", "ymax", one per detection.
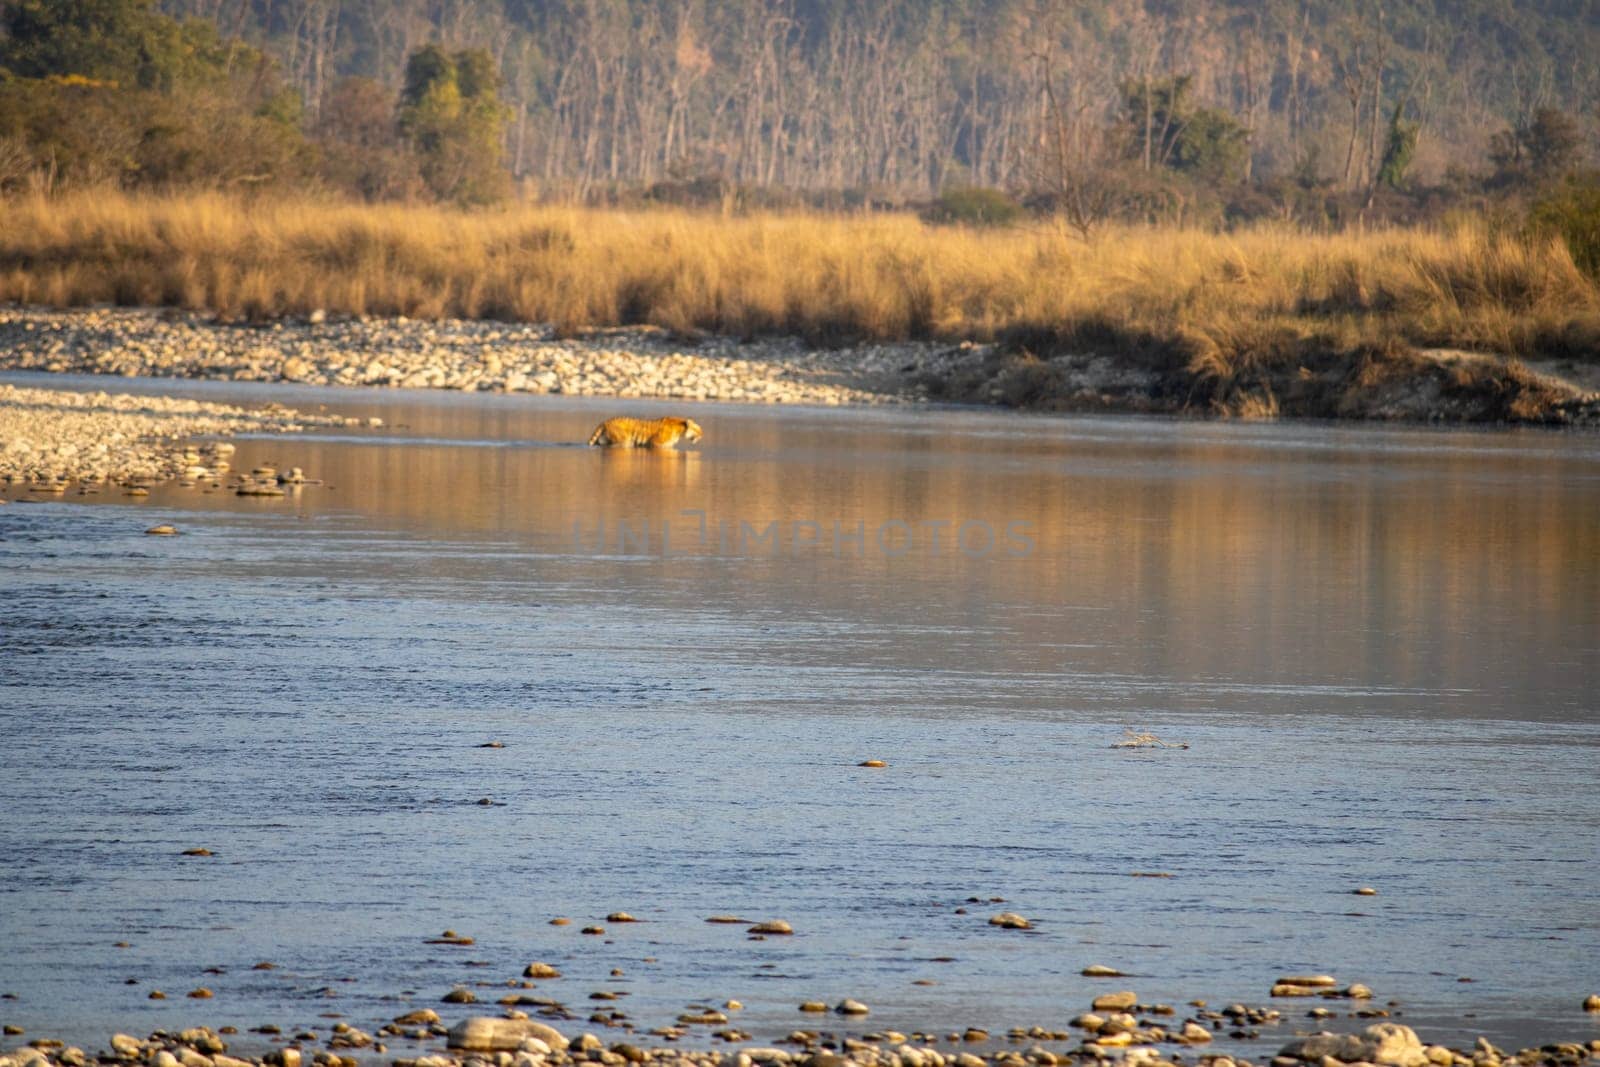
[{"xmin": 3, "ymin": 190, "xmax": 1598, "ymax": 384}]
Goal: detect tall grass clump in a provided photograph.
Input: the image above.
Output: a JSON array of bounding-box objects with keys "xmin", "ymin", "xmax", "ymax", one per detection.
[
  {"xmin": 2, "ymin": 190, "xmax": 1598, "ymax": 371},
  {"xmin": 1529, "ymin": 183, "xmax": 1600, "ymax": 281}
]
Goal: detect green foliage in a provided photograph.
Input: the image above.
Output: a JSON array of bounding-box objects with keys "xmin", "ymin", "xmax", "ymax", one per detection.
[
  {"xmin": 1378, "ymin": 103, "xmax": 1419, "ymax": 190},
  {"xmin": 1168, "ymin": 108, "xmax": 1249, "ymax": 183},
  {"xmin": 1490, "ymin": 107, "xmax": 1584, "ymax": 187},
  {"xmin": 3, "ymin": 0, "xmax": 166, "ymax": 86},
  {"xmin": 0, "ymin": 72, "xmax": 312, "ymax": 191},
  {"xmin": 0, "ymin": 0, "xmax": 314, "ymax": 191},
  {"xmin": 1528, "ymin": 181, "xmax": 1600, "ymax": 279},
  {"xmin": 1119, "ymin": 75, "xmax": 1249, "ymax": 183},
  {"xmin": 0, "ymin": 0, "xmax": 240, "ymax": 91},
  {"xmin": 1522, "ymin": 109, "xmax": 1582, "ymax": 178},
  {"xmin": 398, "ymin": 45, "xmax": 511, "ymax": 205},
  {"xmin": 925, "ymin": 186, "xmax": 1024, "ymax": 226}
]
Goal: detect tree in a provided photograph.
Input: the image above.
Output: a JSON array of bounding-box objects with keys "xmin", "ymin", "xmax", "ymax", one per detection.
[
  {"xmin": 398, "ymin": 44, "xmax": 512, "ymax": 204},
  {"xmin": 1522, "ymin": 107, "xmax": 1581, "ymax": 177},
  {"xmin": 0, "ymin": 0, "xmax": 212, "ymax": 90},
  {"xmin": 1119, "ymin": 75, "xmax": 1250, "ymax": 183},
  {"xmin": 1489, "ymin": 107, "xmax": 1583, "ymax": 187},
  {"xmin": 1377, "ymin": 102, "xmax": 1419, "ymax": 189},
  {"xmin": 317, "ymin": 77, "xmax": 422, "ymax": 200}
]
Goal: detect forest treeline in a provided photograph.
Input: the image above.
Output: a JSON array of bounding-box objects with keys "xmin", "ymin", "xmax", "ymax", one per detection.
[{"xmin": 1, "ymin": 0, "xmax": 1599, "ymax": 229}]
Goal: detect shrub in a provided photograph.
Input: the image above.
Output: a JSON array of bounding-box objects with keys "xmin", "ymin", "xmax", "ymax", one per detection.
[
  {"xmin": 1529, "ymin": 179, "xmax": 1600, "ymax": 279},
  {"xmin": 924, "ymin": 186, "xmax": 1024, "ymax": 227}
]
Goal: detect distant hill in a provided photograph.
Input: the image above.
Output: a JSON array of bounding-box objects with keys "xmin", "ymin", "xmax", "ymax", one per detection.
[
  {"xmin": 3, "ymin": 0, "xmax": 1595, "ymax": 212},
  {"xmin": 155, "ymin": 0, "xmax": 1599, "ymax": 192}
]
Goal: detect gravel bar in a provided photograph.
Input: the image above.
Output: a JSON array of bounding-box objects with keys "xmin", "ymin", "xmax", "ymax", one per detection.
[
  {"xmin": 0, "ymin": 307, "xmax": 990, "ymax": 406},
  {"xmin": 0, "ymin": 382, "xmax": 370, "ymax": 488}
]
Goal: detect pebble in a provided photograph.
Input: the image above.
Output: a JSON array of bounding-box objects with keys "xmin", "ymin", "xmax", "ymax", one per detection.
[
  {"xmin": 987, "ymin": 913, "xmax": 1031, "ymax": 929},
  {"xmin": 145, "ymin": 524, "xmax": 178, "ymax": 536},
  {"xmin": 1354, "ymin": 887, "xmax": 1378, "ymax": 896},
  {"xmin": 187, "ymin": 988, "xmax": 214, "ymax": 999},
  {"xmin": 858, "ymin": 760, "xmax": 887, "ymax": 768},
  {"xmin": 1, "ymin": 985, "xmax": 1593, "ymax": 1067},
  {"xmin": 1081, "ymin": 965, "xmax": 1123, "ymax": 977},
  {"xmin": 1585, "ymin": 994, "xmax": 1600, "ymax": 1011},
  {"xmin": 606, "ymin": 913, "xmax": 639, "ymax": 923},
  {"xmin": 524, "ymin": 964, "xmax": 562, "ymax": 979},
  {"xmin": 748, "ymin": 921, "xmax": 793, "ymax": 935},
  {"xmin": 441, "ymin": 989, "xmax": 476, "ymax": 1004},
  {"xmin": 798, "ymin": 1002, "xmax": 827, "ymax": 1013}
]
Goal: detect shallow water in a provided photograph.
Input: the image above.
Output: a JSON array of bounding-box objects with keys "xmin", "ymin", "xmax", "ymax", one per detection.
[{"xmin": 2, "ymin": 373, "xmax": 1598, "ymax": 1056}]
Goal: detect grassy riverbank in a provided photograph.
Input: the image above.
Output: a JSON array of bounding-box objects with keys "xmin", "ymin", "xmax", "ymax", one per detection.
[{"xmin": 3, "ymin": 192, "xmax": 1598, "ymax": 422}]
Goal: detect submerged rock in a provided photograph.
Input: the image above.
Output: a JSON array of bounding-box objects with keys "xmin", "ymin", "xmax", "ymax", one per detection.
[
  {"xmin": 1090, "ymin": 992, "xmax": 1137, "ymax": 1012},
  {"xmin": 1277, "ymin": 975, "xmax": 1338, "ymax": 988}
]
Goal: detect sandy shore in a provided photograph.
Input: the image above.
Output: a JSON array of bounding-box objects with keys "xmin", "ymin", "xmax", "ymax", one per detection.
[{"xmin": 0, "ymin": 382, "xmax": 372, "ymax": 489}]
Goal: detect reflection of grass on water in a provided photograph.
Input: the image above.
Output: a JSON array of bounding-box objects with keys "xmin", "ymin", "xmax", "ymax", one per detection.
[{"xmin": 3, "ymin": 190, "xmax": 1597, "ymax": 421}]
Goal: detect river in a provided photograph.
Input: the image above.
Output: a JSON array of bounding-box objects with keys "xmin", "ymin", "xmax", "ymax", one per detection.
[{"xmin": 2, "ymin": 374, "xmax": 1597, "ymax": 1056}]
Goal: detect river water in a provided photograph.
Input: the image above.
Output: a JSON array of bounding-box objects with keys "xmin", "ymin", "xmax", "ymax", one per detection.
[{"xmin": 2, "ymin": 374, "xmax": 1597, "ymax": 1057}]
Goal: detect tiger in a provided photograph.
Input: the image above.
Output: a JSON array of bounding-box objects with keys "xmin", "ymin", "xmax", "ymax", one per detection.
[{"xmin": 587, "ymin": 416, "xmax": 704, "ymax": 449}]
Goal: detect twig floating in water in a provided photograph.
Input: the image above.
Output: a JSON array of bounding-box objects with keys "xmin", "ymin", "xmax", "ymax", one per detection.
[{"xmin": 1111, "ymin": 728, "xmax": 1189, "ymax": 750}]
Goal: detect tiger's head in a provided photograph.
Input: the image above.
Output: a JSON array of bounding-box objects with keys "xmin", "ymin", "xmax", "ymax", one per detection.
[{"xmin": 681, "ymin": 418, "xmax": 704, "ymax": 443}]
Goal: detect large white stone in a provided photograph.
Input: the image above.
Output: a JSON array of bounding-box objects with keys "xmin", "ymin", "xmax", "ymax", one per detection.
[
  {"xmin": 1280, "ymin": 1024, "xmax": 1427, "ymax": 1067},
  {"xmin": 447, "ymin": 1018, "xmax": 569, "ymax": 1053}
]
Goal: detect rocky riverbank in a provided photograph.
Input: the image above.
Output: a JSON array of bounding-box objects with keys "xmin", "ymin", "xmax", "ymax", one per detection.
[
  {"xmin": 0, "ymin": 307, "xmax": 974, "ymax": 407},
  {"xmin": 2, "ymin": 306, "xmax": 1597, "ymax": 426},
  {"xmin": 0, "ymin": 382, "xmax": 372, "ymax": 489},
  {"xmin": 2, "ymin": 1011, "xmax": 1595, "ymax": 1067}
]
